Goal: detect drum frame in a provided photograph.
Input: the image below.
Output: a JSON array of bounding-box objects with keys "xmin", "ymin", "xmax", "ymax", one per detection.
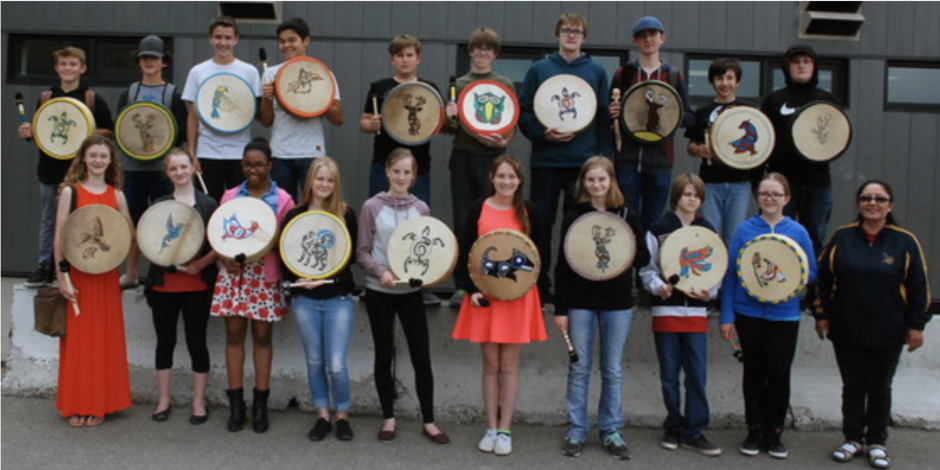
[
  {"xmin": 61, "ymin": 204, "xmax": 132, "ymax": 274},
  {"xmin": 468, "ymin": 229, "xmax": 541, "ymax": 301},
  {"xmin": 136, "ymin": 200, "xmax": 205, "ymax": 267},
  {"xmin": 563, "ymin": 212, "xmax": 636, "ymax": 281},
  {"xmin": 32, "ymin": 97, "xmax": 96, "ymax": 160},
  {"xmin": 381, "ymin": 82, "xmax": 445, "ymax": 146},
  {"xmin": 457, "ymin": 79, "xmax": 519, "ymax": 138},
  {"xmin": 790, "ymin": 101, "xmax": 852, "ymax": 163},
  {"xmin": 659, "ymin": 226, "xmax": 728, "ymax": 294},
  {"xmin": 279, "ymin": 210, "xmax": 351, "ymax": 280},
  {"xmin": 533, "ymin": 74, "xmax": 598, "ymax": 135},
  {"xmin": 115, "ymin": 101, "xmax": 177, "ymax": 161},
  {"xmin": 708, "ymin": 105, "xmax": 775, "ymax": 170},
  {"xmin": 195, "ymin": 72, "xmax": 257, "ymax": 134},
  {"xmin": 620, "ymin": 80, "xmax": 683, "ymax": 144},
  {"xmin": 274, "ymin": 56, "xmax": 336, "ymax": 119},
  {"xmin": 735, "ymin": 233, "xmax": 809, "ymax": 304},
  {"xmin": 387, "ymin": 216, "xmax": 458, "ymax": 287}
]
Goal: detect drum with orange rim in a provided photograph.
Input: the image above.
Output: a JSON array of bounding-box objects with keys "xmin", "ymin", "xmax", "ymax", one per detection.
[
  {"xmin": 274, "ymin": 56, "xmax": 337, "ymax": 119},
  {"xmin": 457, "ymin": 80, "xmax": 519, "ymax": 138}
]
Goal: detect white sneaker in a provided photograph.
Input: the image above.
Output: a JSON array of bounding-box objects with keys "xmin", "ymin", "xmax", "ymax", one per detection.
[
  {"xmin": 478, "ymin": 428, "xmax": 498, "ymax": 452},
  {"xmin": 494, "ymin": 433, "xmax": 512, "ymax": 456}
]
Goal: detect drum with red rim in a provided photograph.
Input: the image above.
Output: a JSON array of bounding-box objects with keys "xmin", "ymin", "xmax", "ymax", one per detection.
[{"xmin": 457, "ymin": 80, "xmax": 519, "ymax": 138}]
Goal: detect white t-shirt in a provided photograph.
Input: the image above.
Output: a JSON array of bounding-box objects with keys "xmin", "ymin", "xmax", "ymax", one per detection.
[
  {"xmin": 265, "ymin": 63, "xmax": 341, "ymax": 159},
  {"xmin": 182, "ymin": 58, "xmax": 262, "ymax": 160}
]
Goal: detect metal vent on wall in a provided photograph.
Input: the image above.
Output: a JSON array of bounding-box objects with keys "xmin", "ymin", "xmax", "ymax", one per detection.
[
  {"xmin": 800, "ymin": 2, "xmax": 865, "ymax": 41},
  {"xmin": 218, "ymin": 1, "xmax": 281, "ymax": 24}
]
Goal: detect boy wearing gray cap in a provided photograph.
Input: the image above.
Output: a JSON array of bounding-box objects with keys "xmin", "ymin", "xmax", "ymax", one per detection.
[
  {"xmin": 116, "ymin": 35, "xmax": 189, "ymax": 288},
  {"xmin": 609, "ymin": 16, "xmax": 694, "ymax": 232}
]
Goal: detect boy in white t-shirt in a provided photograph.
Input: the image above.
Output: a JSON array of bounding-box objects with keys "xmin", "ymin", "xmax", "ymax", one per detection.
[
  {"xmin": 259, "ymin": 17, "xmax": 344, "ymax": 201},
  {"xmin": 181, "ymin": 16, "xmax": 262, "ymax": 201}
]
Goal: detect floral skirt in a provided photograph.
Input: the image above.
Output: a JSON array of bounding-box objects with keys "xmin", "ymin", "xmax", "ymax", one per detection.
[{"xmin": 210, "ymin": 260, "xmax": 287, "ymax": 322}]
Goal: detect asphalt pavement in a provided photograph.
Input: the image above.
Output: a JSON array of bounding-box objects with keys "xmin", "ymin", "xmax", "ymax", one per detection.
[{"xmin": 3, "ymin": 396, "xmax": 939, "ymax": 470}]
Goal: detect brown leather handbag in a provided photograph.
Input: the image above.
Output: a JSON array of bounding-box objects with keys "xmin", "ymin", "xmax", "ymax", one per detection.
[{"xmin": 34, "ymin": 286, "xmax": 67, "ymax": 337}]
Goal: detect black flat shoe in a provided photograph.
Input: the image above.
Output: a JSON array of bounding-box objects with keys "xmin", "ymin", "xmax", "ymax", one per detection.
[
  {"xmin": 308, "ymin": 418, "xmax": 332, "ymax": 441},
  {"xmin": 189, "ymin": 408, "xmax": 209, "ymax": 426},
  {"xmin": 336, "ymin": 419, "xmax": 354, "ymax": 441},
  {"xmin": 152, "ymin": 407, "xmax": 171, "ymax": 422}
]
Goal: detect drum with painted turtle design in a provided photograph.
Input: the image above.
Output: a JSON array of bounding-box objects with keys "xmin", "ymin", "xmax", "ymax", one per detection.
[
  {"xmin": 533, "ymin": 74, "xmax": 597, "ymax": 134},
  {"xmin": 33, "ymin": 97, "xmax": 96, "ymax": 160},
  {"xmin": 387, "ymin": 216, "xmax": 458, "ymax": 287}
]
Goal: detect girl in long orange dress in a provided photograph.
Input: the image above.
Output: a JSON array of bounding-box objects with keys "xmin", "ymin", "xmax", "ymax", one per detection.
[
  {"xmin": 452, "ymin": 155, "xmax": 548, "ymax": 456},
  {"xmin": 54, "ymin": 135, "xmax": 135, "ymax": 427}
]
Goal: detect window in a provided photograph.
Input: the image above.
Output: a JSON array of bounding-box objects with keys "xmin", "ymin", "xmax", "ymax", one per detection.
[
  {"xmin": 885, "ymin": 63, "xmax": 940, "ymax": 112},
  {"xmin": 457, "ymin": 45, "xmax": 626, "ymax": 93},
  {"xmin": 685, "ymin": 54, "xmax": 849, "ymax": 108},
  {"xmin": 7, "ymin": 34, "xmax": 173, "ymax": 87},
  {"xmin": 218, "ymin": 1, "xmax": 281, "ymax": 24}
]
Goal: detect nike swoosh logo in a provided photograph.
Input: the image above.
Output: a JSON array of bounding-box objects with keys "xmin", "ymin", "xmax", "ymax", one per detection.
[
  {"xmin": 780, "ymin": 103, "xmax": 797, "ymax": 116},
  {"xmin": 708, "ymin": 106, "xmax": 724, "ymax": 125}
]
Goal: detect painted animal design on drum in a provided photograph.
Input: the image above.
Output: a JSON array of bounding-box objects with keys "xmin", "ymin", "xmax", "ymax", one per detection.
[
  {"xmin": 221, "ymin": 213, "xmax": 260, "ymax": 241},
  {"xmin": 401, "ymin": 225, "xmax": 445, "ymax": 276},
  {"xmin": 592, "ymin": 225, "xmax": 617, "ymax": 272},
  {"xmin": 751, "ymin": 251, "xmax": 786, "ymax": 287},
  {"xmin": 474, "ymin": 91, "xmax": 505, "ymax": 125},
  {"xmin": 211, "ymin": 85, "xmax": 238, "ymax": 119},
  {"xmin": 160, "ymin": 214, "xmax": 189, "ymax": 253},
  {"xmin": 811, "ymin": 113, "xmax": 832, "ymax": 145},
  {"xmin": 298, "ymin": 229, "xmax": 336, "ymax": 271},
  {"xmin": 551, "ymin": 87, "xmax": 581, "ymax": 121},
  {"xmin": 644, "ymin": 89, "xmax": 669, "ymax": 133},
  {"xmin": 402, "ymin": 93, "xmax": 427, "ymax": 136},
  {"xmin": 679, "ymin": 246, "xmax": 714, "ymax": 277},
  {"xmin": 286, "ymin": 67, "xmax": 324, "ymax": 95},
  {"xmin": 131, "ymin": 112, "xmax": 157, "ymax": 153},
  {"xmin": 48, "ymin": 111, "xmax": 78, "ymax": 145},
  {"xmin": 730, "ymin": 119, "xmax": 759, "ymax": 156},
  {"xmin": 480, "ymin": 247, "xmax": 534, "ymax": 281},
  {"xmin": 79, "ymin": 217, "xmax": 111, "ymax": 259}
]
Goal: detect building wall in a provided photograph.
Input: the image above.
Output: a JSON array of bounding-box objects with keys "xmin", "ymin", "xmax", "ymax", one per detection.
[{"xmin": 2, "ymin": 2, "xmax": 939, "ymax": 297}]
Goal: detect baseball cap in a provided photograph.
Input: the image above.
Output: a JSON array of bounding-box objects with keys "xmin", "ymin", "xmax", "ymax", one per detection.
[
  {"xmin": 137, "ymin": 35, "xmax": 165, "ymax": 58},
  {"xmin": 632, "ymin": 16, "xmax": 664, "ymax": 37}
]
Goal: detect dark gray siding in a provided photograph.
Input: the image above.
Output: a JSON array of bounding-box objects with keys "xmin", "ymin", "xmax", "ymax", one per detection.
[{"xmin": 2, "ymin": 2, "xmax": 939, "ymax": 297}]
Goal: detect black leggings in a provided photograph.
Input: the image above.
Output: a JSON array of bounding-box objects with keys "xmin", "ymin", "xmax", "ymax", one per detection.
[
  {"xmin": 834, "ymin": 345, "xmax": 902, "ymax": 446},
  {"xmin": 735, "ymin": 314, "xmax": 800, "ymax": 428},
  {"xmin": 364, "ymin": 289, "xmax": 435, "ymax": 423},
  {"xmin": 148, "ymin": 291, "xmax": 211, "ymax": 373}
]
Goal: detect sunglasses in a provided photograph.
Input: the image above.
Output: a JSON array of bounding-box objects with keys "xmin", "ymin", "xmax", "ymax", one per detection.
[{"xmin": 857, "ymin": 196, "xmax": 891, "ymax": 204}]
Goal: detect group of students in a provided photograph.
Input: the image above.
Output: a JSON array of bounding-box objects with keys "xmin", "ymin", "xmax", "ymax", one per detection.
[{"xmin": 18, "ymin": 11, "xmax": 930, "ymax": 469}]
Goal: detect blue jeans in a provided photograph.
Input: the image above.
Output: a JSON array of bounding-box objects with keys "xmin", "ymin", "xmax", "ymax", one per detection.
[
  {"xmin": 291, "ymin": 295, "xmax": 354, "ymax": 411},
  {"xmin": 701, "ymin": 182, "xmax": 751, "ymax": 246},
  {"xmin": 271, "ymin": 157, "xmax": 314, "ymax": 203},
  {"xmin": 783, "ymin": 181, "xmax": 832, "ymax": 257},
  {"xmin": 566, "ymin": 309, "xmax": 633, "ymax": 441},
  {"xmin": 616, "ymin": 167, "xmax": 671, "ymax": 232},
  {"xmin": 654, "ymin": 332, "xmax": 710, "ymax": 441},
  {"xmin": 369, "ymin": 162, "xmax": 431, "ymax": 207},
  {"xmin": 123, "ymin": 170, "xmax": 170, "ymax": 223},
  {"xmin": 37, "ymin": 183, "xmax": 58, "ymax": 268}
]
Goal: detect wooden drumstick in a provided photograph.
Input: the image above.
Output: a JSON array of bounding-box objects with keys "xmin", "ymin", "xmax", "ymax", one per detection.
[
  {"xmin": 394, "ymin": 278, "xmax": 423, "ymax": 288},
  {"xmin": 282, "ymin": 279, "xmax": 335, "ymax": 290},
  {"xmin": 259, "ymin": 47, "xmax": 270, "ymax": 83},
  {"xmin": 448, "ymin": 76, "xmax": 458, "ymax": 129},
  {"xmin": 58, "ymin": 260, "xmax": 81, "ymax": 316},
  {"xmin": 563, "ymin": 329, "xmax": 579, "ymax": 363},
  {"xmin": 196, "ymin": 172, "xmax": 209, "ymax": 194},
  {"xmin": 612, "ymin": 88, "xmax": 623, "ymax": 153},
  {"xmin": 372, "ymin": 93, "xmax": 381, "ymax": 135}
]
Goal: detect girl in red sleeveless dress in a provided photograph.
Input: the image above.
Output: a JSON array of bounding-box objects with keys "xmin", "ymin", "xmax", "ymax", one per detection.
[{"xmin": 54, "ymin": 135, "xmax": 135, "ymax": 427}]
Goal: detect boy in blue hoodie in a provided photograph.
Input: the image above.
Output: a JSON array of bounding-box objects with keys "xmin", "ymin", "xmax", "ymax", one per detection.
[{"xmin": 518, "ymin": 12, "xmax": 613, "ymax": 301}]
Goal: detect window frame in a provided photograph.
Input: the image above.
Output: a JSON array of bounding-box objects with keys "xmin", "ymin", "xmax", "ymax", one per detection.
[
  {"xmin": 883, "ymin": 61, "xmax": 940, "ymax": 113},
  {"xmin": 7, "ymin": 34, "xmax": 174, "ymax": 88}
]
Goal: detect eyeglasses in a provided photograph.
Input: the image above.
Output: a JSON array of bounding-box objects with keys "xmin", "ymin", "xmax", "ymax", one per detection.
[
  {"xmin": 858, "ymin": 196, "xmax": 891, "ymax": 204},
  {"xmin": 559, "ymin": 27, "xmax": 584, "ymax": 37},
  {"xmin": 757, "ymin": 192, "xmax": 786, "ymax": 200}
]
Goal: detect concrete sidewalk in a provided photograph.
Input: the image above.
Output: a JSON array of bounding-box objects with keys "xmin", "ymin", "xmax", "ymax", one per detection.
[{"xmin": 3, "ymin": 396, "xmax": 940, "ymax": 470}]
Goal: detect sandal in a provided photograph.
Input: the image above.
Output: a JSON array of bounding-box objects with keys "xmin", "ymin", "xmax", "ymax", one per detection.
[
  {"xmin": 84, "ymin": 415, "xmax": 105, "ymax": 427},
  {"xmin": 68, "ymin": 415, "xmax": 86, "ymax": 427},
  {"xmin": 832, "ymin": 441, "xmax": 863, "ymax": 462},
  {"xmin": 867, "ymin": 445, "xmax": 890, "ymax": 469}
]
